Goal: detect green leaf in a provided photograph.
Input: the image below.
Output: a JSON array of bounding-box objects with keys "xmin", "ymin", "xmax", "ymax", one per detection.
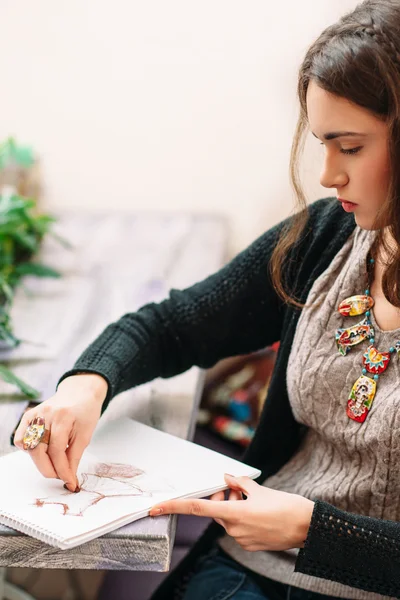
[
  {"xmin": 11, "ymin": 230, "xmax": 38, "ymax": 252},
  {"xmin": 0, "ymin": 194, "xmax": 34, "ymax": 216},
  {"xmin": 0, "ymin": 323, "xmax": 20, "ymax": 347},
  {"xmin": 14, "ymin": 263, "xmax": 60, "ymax": 278},
  {"xmin": 0, "ymin": 237, "xmax": 15, "ymax": 268},
  {"xmin": 0, "ymin": 223, "xmax": 28, "ymax": 236},
  {"xmin": 0, "ymin": 278, "xmax": 14, "ymax": 304},
  {"xmin": 0, "ymin": 364, "xmax": 39, "ymax": 399},
  {"xmin": 29, "ymin": 214, "xmax": 56, "ymax": 235}
]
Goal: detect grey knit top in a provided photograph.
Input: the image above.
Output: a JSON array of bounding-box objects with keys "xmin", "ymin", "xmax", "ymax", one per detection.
[{"xmin": 219, "ymin": 226, "xmax": 400, "ymax": 599}]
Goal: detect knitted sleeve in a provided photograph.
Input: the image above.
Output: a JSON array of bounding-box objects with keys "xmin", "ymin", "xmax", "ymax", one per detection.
[
  {"xmin": 57, "ymin": 212, "xmax": 288, "ymax": 411},
  {"xmin": 295, "ymin": 499, "xmax": 400, "ymax": 596}
]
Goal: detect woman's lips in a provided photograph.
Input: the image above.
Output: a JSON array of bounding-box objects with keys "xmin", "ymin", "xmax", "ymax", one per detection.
[{"xmin": 338, "ymin": 198, "xmax": 357, "ymax": 213}]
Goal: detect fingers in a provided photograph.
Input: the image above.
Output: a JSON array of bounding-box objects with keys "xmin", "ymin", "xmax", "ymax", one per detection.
[
  {"xmin": 47, "ymin": 419, "xmax": 78, "ymax": 491},
  {"xmin": 209, "ymin": 491, "xmax": 225, "ymax": 502},
  {"xmin": 14, "ymin": 407, "xmax": 78, "ymax": 492},
  {"xmin": 150, "ymin": 475, "xmax": 254, "ymax": 518},
  {"xmin": 224, "ymin": 474, "xmax": 258, "ymax": 496},
  {"xmin": 149, "ymin": 497, "xmax": 237, "ymax": 520},
  {"xmin": 209, "ymin": 488, "xmax": 241, "ymax": 528},
  {"xmin": 13, "ymin": 411, "xmax": 57, "ymax": 477},
  {"xmin": 26, "ymin": 443, "xmax": 58, "ymax": 479},
  {"xmin": 228, "ymin": 489, "xmax": 243, "ymax": 501},
  {"xmin": 209, "ymin": 489, "xmax": 242, "ymax": 502},
  {"xmin": 66, "ymin": 438, "xmax": 88, "ymax": 489}
]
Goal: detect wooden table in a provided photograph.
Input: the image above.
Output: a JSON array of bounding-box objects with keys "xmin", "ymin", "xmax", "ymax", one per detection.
[{"xmin": 0, "ymin": 212, "xmax": 227, "ymax": 572}]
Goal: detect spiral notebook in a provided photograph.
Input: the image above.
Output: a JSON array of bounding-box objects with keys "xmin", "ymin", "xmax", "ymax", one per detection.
[{"xmin": 0, "ymin": 417, "xmax": 260, "ymax": 549}]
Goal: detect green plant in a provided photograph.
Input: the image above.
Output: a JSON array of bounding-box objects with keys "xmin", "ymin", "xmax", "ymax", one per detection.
[{"xmin": 0, "ymin": 191, "xmax": 60, "ymax": 399}]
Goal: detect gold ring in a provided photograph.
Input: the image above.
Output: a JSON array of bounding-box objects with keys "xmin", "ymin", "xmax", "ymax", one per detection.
[{"xmin": 22, "ymin": 417, "xmax": 51, "ymax": 450}]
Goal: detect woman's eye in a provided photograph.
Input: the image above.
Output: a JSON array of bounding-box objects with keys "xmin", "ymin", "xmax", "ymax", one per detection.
[
  {"xmin": 340, "ymin": 146, "xmax": 363, "ymax": 155},
  {"xmin": 319, "ymin": 142, "xmax": 363, "ymax": 156}
]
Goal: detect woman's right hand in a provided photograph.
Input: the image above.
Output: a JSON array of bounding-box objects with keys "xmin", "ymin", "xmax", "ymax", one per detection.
[{"xmin": 13, "ymin": 373, "xmax": 108, "ymax": 492}]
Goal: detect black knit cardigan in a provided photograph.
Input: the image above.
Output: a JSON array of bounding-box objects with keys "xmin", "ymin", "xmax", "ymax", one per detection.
[{"xmin": 59, "ymin": 197, "xmax": 400, "ymax": 598}]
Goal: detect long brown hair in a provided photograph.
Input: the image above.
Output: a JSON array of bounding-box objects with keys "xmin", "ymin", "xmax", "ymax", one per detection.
[{"xmin": 271, "ymin": 0, "xmax": 400, "ymax": 307}]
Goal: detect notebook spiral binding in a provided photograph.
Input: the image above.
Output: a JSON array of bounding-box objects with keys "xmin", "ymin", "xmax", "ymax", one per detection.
[{"xmin": 0, "ymin": 512, "xmax": 61, "ymax": 547}]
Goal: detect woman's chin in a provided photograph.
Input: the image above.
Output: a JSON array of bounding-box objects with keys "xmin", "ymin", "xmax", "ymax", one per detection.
[{"xmin": 353, "ymin": 214, "xmax": 378, "ymax": 231}]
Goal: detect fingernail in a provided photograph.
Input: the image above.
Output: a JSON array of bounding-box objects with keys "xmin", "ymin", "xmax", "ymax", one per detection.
[
  {"xmin": 74, "ymin": 485, "xmax": 80, "ymax": 493},
  {"xmin": 150, "ymin": 508, "xmax": 163, "ymax": 516},
  {"xmin": 64, "ymin": 483, "xmax": 75, "ymax": 492},
  {"xmin": 225, "ymin": 473, "xmax": 236, "ymax": 478}
]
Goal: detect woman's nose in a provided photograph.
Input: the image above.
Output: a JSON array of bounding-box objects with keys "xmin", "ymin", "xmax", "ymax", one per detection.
[{"xmin": 319, "ymin": 155, "xmax": 348, "ymax": 189}]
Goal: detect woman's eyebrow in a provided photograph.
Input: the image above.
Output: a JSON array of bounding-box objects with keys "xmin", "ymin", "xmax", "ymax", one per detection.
[{"xmin": 312, "ymin": 131, "xmax": 367, "ymax": 140}]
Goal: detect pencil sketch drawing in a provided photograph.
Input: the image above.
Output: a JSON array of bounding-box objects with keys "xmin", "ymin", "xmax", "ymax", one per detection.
[{"xmin": 32, "ymin": 461, "xmax": 175, "ymax": 517}]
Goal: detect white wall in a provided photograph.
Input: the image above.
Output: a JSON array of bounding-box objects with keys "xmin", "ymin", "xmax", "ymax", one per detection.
[{"xmin": 1, "ymin": 0, "xmax": 359, "ymax": 255}]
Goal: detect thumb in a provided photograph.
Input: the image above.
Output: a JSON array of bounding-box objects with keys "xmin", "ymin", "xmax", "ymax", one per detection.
[{"xmin": 224, "ymin": 474, "xmax": 259, "ymax": 496}]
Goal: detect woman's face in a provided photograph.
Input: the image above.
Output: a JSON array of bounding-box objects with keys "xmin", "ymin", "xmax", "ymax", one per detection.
[{"xmin": 306, "ymin": 81, "xmax": 390, "ymax": 230}]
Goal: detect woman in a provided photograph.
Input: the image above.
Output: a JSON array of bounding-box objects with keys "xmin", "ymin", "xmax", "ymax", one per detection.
[{"xmin": 13, "ymin": 0, "xmax": 400, "ymax": 597}]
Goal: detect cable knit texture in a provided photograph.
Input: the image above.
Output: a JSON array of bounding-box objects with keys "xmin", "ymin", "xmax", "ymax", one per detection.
[{"xmin": 219, "ymin": 227, "xmax": 400, "ymax": 599}]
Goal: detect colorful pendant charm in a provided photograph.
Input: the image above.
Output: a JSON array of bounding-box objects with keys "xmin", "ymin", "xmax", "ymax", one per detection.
[
  {"xmin": 362, "ymin": 345, "xmax": 391, "ymax": 374},
  {"xmin": 336, "ymin": 317, "xmax": 374, "ymax": 356},
  {"xmin": 338, "ymin": 295, "xmax": 374, "ymax": 317},
  {"xmin": 347, "ymin": 375, "xmax": 376, "ymax": 423}
]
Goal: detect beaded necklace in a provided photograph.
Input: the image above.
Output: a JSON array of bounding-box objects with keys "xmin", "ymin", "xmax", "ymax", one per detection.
[{"xmin": 335, "ymin": 252, "xmax": 400, "ymax": 423}]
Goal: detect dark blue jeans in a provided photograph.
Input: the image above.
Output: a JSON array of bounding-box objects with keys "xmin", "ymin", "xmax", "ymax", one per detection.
[{"xmin": 182, "ymin": 547, "xmax": 344, "ymax": 600}]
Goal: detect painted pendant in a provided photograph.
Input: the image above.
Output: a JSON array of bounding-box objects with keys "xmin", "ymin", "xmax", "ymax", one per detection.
[
  {"xmin": 362, "ymin": 345, "xmax": 391, "ymax": 375},
  {"xmin": 347, "ymin": 375, "xmax": 376, "ymax": 423},
  {"xmin": 338, "ymin": 295, "xmax": 374, "ymax": 317},
  {"xmin": 336, "ymin": 317, "xmax": 374, "ymax": 356}
]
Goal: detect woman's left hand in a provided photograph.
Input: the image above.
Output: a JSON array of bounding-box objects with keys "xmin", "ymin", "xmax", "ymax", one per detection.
[{"xmin": 149, "ymin": 474, "xmax": 314, "ymax": 552}]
